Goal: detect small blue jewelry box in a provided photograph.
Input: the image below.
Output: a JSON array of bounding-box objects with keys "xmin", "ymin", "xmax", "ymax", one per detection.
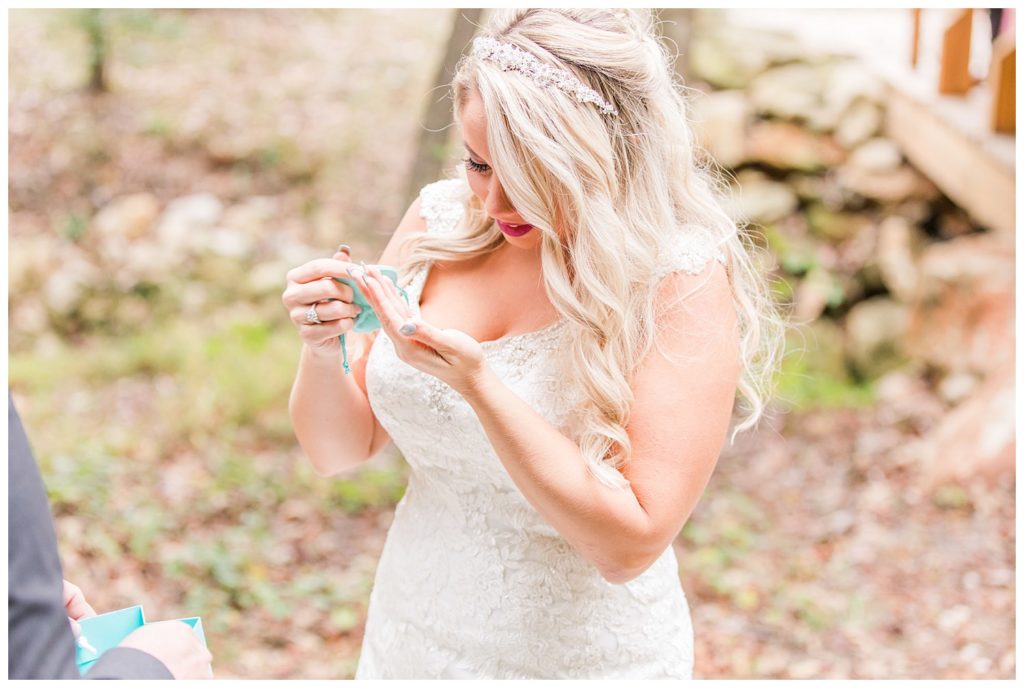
[
  {"xmin": 75, "ymin": 605, "xmax": 207, "ymax": 675},
  {"xmin": 333, "ymin": 265, "xmax": 410, "ymax": 374},
  {"xmin": 334, "ymin": 265, "xmax": 408, "ymax": 333}
]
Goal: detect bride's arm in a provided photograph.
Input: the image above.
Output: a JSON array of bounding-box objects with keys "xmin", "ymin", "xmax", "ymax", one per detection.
[
  {"xmin": 460, "ymin": 261, "xmax": 740, "ymax": 584},
  {"xmin": 288, "ymin": 198, "xmax": 426, "ymax": 475}
]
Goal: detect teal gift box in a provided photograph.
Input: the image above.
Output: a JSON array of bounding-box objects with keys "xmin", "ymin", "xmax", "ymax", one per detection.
[
  {"xmin": 333, "ymin": 265, "xmax": 410, "ymax": 375},
  {"xmin": 333, "ymin": 265, "xmax": 408, "ymax": 333},
  {"xmin": 75, "ymin": 605, "xmax": 207, "ymax": 675}
]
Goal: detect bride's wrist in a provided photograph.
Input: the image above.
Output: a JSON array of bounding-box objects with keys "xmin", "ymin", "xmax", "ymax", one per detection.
[
  {"xmin": 455, "ymin": 363, "xmax": 500, "ymax": 403},
  {"xmin": 304, "ymin": 342, "xmax": 342, "ymax": 364}
]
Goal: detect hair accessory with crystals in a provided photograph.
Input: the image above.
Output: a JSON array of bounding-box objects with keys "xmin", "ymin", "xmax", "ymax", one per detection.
[{"xmin": 471, "ymin": 36, "xmax": 619, "ymax": 116}]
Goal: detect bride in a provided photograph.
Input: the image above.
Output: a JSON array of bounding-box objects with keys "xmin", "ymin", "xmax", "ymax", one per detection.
[{"xmin": 282, "ymin": 8, "xmax": 783, "ymax": 679}]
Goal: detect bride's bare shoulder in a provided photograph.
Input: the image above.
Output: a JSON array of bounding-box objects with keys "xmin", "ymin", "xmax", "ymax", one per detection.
[{"xmin": 377, "ymin": 196, "xmax": 429, "ymax": 268}]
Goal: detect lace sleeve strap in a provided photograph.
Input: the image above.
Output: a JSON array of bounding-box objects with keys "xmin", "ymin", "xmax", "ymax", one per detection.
[
  {"xmin": 656, "ymin": 226, "xmax": 729, "ymax": 279},
  {"xmin": 418, "ymin": 178, "xmax": 470, "ymax": 236}
]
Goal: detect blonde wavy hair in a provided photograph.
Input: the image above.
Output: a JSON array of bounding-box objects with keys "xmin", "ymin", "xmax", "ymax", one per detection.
[{"xmin": 397, "ymin": 8, "xmax": 786, "ymax": 489}]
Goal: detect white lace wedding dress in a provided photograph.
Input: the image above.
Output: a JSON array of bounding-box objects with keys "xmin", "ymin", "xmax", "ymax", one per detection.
[{"xmin": 356, "ymin": 178, "xmax": 726, "ymax": 679}]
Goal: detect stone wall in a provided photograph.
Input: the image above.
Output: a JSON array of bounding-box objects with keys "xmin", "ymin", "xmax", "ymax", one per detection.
[{"xmin": 688, "ymin": 21, "xmax": 1014, "ymax": 486}]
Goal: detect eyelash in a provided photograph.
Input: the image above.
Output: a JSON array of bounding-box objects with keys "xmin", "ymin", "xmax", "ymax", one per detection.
[{"xmin": 463, "ymin": 157, "xmax": 491, "ymax": 174}]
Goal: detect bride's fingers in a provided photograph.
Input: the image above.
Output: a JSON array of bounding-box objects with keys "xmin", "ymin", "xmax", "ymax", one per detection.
[
  {"xmin": 363, "ymin": 269, "xmax": 406, "ymax": 335},
  {"xmin": 379, "ymin": 270, "xmax": 411, "ymax": 317},
  {"xmin": 356, "ymin": 268, "xmax": 399, "ymax": 340},
  {"xmin": 398, "ymin": 316, "xmax": 444, "ymax": 349},
  {"xmin": 365, "ymin": 266, "xmax": 410, "ymax": 323}
]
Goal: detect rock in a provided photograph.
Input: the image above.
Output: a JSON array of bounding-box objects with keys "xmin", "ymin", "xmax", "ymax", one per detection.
[
  {"xmin": 836, "ymin": 163, "xmax": 939, "ymax": 204},
  {"xmin": 905, "ymin": 233, "xmax": 1014, "ymax": 376},
  {"xmin": 916, "ymin": 233, "xmax": 1013, "ymax": 293},
  {"xmin": 831, "ymin": 213, "xmax": 880, "ymax": 270},
  {"xmin": 793, "ymin": 265, "xmax": 843, "ymax": 321},
  {"xmin": 116, "ymin": 241, "xmax": 168, "ymax": 291},
  {"xmin": 805, "ymin": 202, "xmax": 872, "ymax": 242},
  {"xmin": 837, "ymin": 138, "xmax": 940, "ymax": 204},
  {"xmin": 788, "ymin": 174, "xmax": 825, "ymax": 202},
  {"xmin": 9, "ymin": 233, "xmax": 60, "ymax": 295},
  {"xmin": 92, "ymin": 193, "xmax": 160, "ymax": 241},
  {"xmin": 844, "ymin": 297, "xmax": 909, "ymax": 379},
  {"xmin": 919, "ymin": 360, "xmax": 1015, "ymax": 488},
  {"xmin": 804, "ymin": 102, "xmax": 846, "ymax": 133},
  {"xmin": 76, "ymin": 293, "xmax": 116, "ymax": 325},
  {"xmin": 937, "ymin": 371, "xmax": 980, "ymax": 405},
  {"xmin": 748, "ymin": 63, "xmax": 827, "ymax": 121},
  {"xmin": 848, "ymin": 138, "xmax": 903, "ymax": 172},
  {"xmin": 125, "ymin": 241, "xmax": 168, "ymax": 276},
  {"xmin": 156, "ymin": 193, "xmax": 224, "ymax": 253},
  {"xmin": 688, "ymin": 34, "xmax": 771, "ymax": 90},
  {"xmin": 43, "ymin": 245, "xmax": 102, "ymax": 315},
  {"xmin": 727, "ymin": 170, "xmax": 799, "ymax": 225},
  {"xmin": 835, "ymin": 271, "xmax": 867, "ymax": 308},
  {"xmin": 745, "ymin": 121, "xmax": 846, "ymax": 172},
  {"xmin": 790, "ymin": 318, "xmax": 849, "ymax": 381},
  {"xmin": 200, "ymin": 227, "xmax": 253, "ymax": 259},
  {"xmin": 221, "ymin": 196, "xmax": 277, "ymax": 240},
  {"xmin": 691, "ymin": 90, "xmax": 750, "ymax": 169},
  {"xmin": 822, "ymin": 60, "xmax": 886, "ymax": 113},
  {"xmin": 835, "ymin": 99, "xmax": 884, "ymax": 148},
  {"xmin": 11, "ymin": 299, "xmax": 49, "ymax": 335},
  {"xmin": 789, "ymin": 172, "xmax": 850, "ymax": 211},
  {"xmin": 193, "ymin": 254, "xmax": 249, "ymax": 296},
  {"xmin": 874, "ymin": 369, "xmax": 931, "ymax": 407},
  {"xmin": 761, "ymin": 217, "xmax": 820, "ymax": 276},
  {"xmin": 790, "ymin": 268, "xmax": 839, "ymax": 323},
  {"xmin": 180, "ymin": 282, "xmax": 208, "ymax": 315},
  {"xmin": 246, "ymin": 260, "xmax": 290, "ymax": 296},
  {"xmin": 873, "ymin": 216, "xmax": 927, "ymax": 302},
  {"xmin": 746, "ymin": 59, "xmax": 884, "ymax": 133},
  {"xmin": 115, "ymin": 298, "xmax": 152, "ymax": 329}
]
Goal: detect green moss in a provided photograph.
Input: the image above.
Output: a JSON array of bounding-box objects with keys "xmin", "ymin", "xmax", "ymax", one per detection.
[
  {"xmin": 775, "ymin": 322, "xmax": 875, "ymax": 410},
  {"xmin": 329, "ymin": 468, "xmax": 407, "ymax": 514}
]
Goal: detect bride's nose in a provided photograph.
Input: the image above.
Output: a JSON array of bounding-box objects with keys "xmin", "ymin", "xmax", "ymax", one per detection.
[{"xmin": 484, "ymin": 176, "xmax": 516, "ymax": 218}]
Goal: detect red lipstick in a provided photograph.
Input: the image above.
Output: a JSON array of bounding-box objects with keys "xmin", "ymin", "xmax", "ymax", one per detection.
[{"xmin": 496, "ymin": 220, "xmax": 535, "ymax": 237}]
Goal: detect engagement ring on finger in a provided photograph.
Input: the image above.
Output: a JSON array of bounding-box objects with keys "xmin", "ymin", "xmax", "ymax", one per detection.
[{"xmin": 306, "ymin": 303, "xmax": 323, "ymax": 325}]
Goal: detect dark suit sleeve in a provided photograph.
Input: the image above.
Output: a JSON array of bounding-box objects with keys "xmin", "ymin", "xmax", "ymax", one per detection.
[{"xmin": 8, "ymin": 396, "xmax": 173, "ymax": 680}]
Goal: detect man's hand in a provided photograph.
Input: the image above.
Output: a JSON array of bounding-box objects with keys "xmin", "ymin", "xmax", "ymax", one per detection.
[
  {"xmin": 62, "ymin": 579, "xmax": 97, "ymax": 621},
  {"xmin": 119, "ymin": 622, "xmax": 214, "ymax": 679}
]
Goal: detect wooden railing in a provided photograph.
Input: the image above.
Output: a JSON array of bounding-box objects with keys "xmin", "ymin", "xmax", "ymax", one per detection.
[{"xmin": 911, "ymin": 8, "xmax": 1015, "ymax": 134}]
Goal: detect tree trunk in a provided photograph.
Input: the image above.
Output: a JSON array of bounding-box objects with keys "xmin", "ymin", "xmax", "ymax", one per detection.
[
  {"xmin": 84, "ymin": 9, "xmax": 108, "ymax": 94},
  {"xmin": 402, "ymin": 8, "xmax": 484, "ymax": 210},
  {"xmin": 658, "ymin": 8, "xmax": 695, "ymax": 82}
]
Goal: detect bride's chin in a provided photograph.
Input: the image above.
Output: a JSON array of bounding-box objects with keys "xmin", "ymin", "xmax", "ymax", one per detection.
[{"xmin": 502, "ymin": 234, "xmax": 541, "ymax": 250}]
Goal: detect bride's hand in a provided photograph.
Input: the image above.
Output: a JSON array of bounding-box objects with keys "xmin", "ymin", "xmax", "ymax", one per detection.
[
  {"xmin": 281, "ymin": 245, "xmax": 364, "ymax": 356},
  {"xmin": 354, "ymin": 264, "xmax": 488, "ymax": 396}
]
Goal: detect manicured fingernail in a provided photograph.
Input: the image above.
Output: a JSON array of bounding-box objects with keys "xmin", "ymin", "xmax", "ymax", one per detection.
[
  {"xmin": 399, "ymin": 322, "xmax": 417, "ymax": 336},
  {"xmin": 346, "ymin": 265, "xmax": 364, "ymax": 279},
  {"xmin": 337, "ymin": 243, "xmax": 351, "ymax": 254}
]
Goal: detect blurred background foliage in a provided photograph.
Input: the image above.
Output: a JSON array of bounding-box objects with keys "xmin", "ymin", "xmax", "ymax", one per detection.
[{"xmin": 8, "ymin": 8, "xmax": 1013, "ymax": 679}]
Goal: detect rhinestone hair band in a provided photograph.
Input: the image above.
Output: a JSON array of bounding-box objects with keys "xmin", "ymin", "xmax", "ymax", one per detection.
[{"xmin": 471, "ymin": 36, "xmax": 619, "ymax": 116}]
